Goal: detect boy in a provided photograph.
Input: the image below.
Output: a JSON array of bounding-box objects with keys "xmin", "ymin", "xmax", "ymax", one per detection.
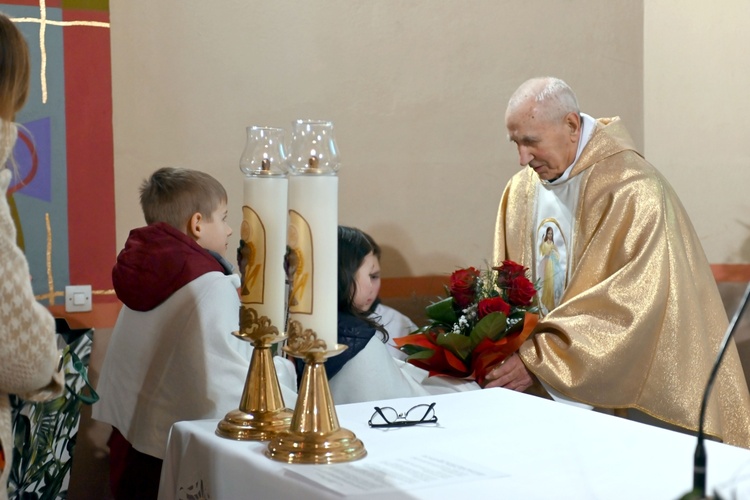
[{"xmin": 93, "ymin": 167, "xmax": 297, "ymax": 499}]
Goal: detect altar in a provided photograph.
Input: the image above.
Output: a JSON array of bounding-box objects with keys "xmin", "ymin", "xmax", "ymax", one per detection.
[{"xmin": 158, "ymin": 388, "xmax": 750, "ymax": 499}]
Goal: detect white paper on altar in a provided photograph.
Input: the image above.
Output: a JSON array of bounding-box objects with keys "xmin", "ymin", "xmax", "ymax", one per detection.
[{"xmin": 283, "ymin": 453, "xmax": 507, "ymax": 497}]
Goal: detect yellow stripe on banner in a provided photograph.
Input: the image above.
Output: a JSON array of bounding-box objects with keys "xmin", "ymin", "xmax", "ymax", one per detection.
[
  {"xmin": 45, "ymin": 213, "xmax": 55, "ymax": 305},
  {"xmin": 12, "ymin": 0, "xmax": 110, "ymax": 104}
]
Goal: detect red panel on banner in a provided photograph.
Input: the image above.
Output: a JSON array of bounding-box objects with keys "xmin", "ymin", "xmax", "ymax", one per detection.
[{"xmin": 62, "ymin": 9, "xmax": 115, "ymax": 291}]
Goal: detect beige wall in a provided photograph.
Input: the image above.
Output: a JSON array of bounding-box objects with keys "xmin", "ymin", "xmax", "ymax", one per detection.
[
  {"xmin": 644, "ymin": 1, "xmax": 750, "ymax": 264},
  {"xmin": 110, "ymin": 1, "xmax": 643, "ymax": 277}
]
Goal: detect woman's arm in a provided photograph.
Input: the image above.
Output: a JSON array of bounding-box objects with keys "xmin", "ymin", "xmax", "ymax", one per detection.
[{"xmin": 0, "ymin": 170, "xmax": 62, "ymax": 399}]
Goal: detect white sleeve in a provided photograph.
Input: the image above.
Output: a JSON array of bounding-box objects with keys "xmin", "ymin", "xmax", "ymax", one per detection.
[
  {"xmin": 328, "ymin": 337, "xmax": 479, "ymax": 405},
  {"xmin": 372, "ymin": 303, "xmax": 418, "ymax": 361}
]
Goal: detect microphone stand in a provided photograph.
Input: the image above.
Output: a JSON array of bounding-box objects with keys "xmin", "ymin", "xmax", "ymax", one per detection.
[{"xmin": 683, "ymin": 282, "xmax": 750, "ymax": 500}]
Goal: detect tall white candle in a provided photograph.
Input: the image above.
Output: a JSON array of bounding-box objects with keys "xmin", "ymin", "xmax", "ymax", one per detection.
[
  {"xmin": 286, "ymin": 174, "xmax": 338, "ymax": 349},
  {"xmin": 238, "ymin": 126, "xmax": 289, "ymax": 336},
  {"xmin": 240, "ymin": 176, "xmax": 288, "ymax": 332}
]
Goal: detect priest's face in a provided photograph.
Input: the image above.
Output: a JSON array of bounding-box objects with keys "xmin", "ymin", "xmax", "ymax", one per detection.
[{"xmin": 505, "ymin": 100, "xmax": 581, "ymax": 181}]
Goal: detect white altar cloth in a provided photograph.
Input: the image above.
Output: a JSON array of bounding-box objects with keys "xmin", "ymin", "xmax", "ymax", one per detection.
[{"xmin": 158, "ymin": 388, "xmax": 750, "ymax": 499}]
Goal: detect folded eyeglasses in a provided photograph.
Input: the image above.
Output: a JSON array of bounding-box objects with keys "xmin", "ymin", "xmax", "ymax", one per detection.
[{"xmin": 368, "ymin": 402, "xmax": 438, "ymax": 428}]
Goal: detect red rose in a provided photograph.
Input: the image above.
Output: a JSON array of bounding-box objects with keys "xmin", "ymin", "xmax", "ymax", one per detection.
[
  {"xmin": 494, "ymin": 260, "xmax": 526, "ymax": 287},
  {"xmin": 494, "ymin": 260, "xmax": 536, "ymax": 306},
  {"xmin": 507, "ymin": 275, "xmax": 536, "ymax": 306},
  {"xmin": 477, "ymin": 296, "xmax": 511, "ymax": 319},
  {"xmin": 449, "ymin": 267, "xmax": 479, "ymax": 309}
]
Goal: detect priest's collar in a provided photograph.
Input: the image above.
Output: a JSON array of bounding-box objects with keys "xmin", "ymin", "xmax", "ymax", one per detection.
[{"xmin": 544, "ymin": 113, "xmax": 596, "ymax": 185}]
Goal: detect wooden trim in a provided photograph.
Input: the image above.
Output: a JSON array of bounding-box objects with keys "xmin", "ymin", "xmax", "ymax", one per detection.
[
  {"xmin": 48, "ymin": 298, "xmax": 123, "ymax": 330},
  {"xmin": 380, "ymin": 265, "xmax": 750, "ymax": 297},
  {"xmin": 380, "ymin": 275, "xmax": 449, "ymax": 299},
  {"xmin": 710, "ymin": 264, "xmax": 750, "ymax": 283},
  {"xmin": 44, "ymin": 266, "xmax": 750, "ymax": 329}
]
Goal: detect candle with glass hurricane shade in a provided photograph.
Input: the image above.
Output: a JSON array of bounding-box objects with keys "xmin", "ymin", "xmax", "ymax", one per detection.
[
  {"xmin": 215, "ymin": 126, "xmax": 293, "ymax": 441},
  {"xmin": 267, "ymin": 120, "xmax": 366, "ymax": 464},
  {"xmin": 237, "ymin": 126, "xmax": 289, "ymax": 330},
  {"xmin": 284, "ymin": 119, "xmax": 340, "ymax": 352}
]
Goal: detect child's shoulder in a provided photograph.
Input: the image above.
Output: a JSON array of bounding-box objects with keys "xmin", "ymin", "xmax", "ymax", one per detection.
[{"xmin": 185, "ymin": 271, "xmax": 240, "ymax": 293}]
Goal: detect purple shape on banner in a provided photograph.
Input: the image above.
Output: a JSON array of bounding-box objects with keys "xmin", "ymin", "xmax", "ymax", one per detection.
[{"xmin": 10, "ymin": 117, "xmax": 52, "ymax": 201}]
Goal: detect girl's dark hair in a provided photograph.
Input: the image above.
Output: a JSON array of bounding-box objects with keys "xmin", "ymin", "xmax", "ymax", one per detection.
[{"xmin": 338, "ymin": 225, "xmax": 387, "ymax": 340}]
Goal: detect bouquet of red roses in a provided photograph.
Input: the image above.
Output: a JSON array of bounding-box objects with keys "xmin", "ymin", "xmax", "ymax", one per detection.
[{"xmin": 393, "ymin": 260, "xmax": 538, "ymax": 386}]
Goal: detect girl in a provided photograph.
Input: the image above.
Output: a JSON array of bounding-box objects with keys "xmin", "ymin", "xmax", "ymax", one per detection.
[
  {"xmin": 336, "ymin": 226, "xmax": 415, "ymax": 360},
  {"xmin": 326, "ymin": 226, "xmax": 478, "ymax": 404}
]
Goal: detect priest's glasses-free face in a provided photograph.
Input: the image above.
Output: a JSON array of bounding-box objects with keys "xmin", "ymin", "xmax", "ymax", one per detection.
[{"xmin": 368, "ymin": 403, "xmax": 438, "ymax": 428}]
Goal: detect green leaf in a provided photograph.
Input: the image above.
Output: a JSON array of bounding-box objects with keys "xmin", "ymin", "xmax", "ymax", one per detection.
[
  {"xmin": 41, "ymin": 397, "xmax": 66, "ymax": 413},
  {"xmin": 39, "ymin": 460, "xmax": 70, "ymax": 500},
  {"xmin": 400, "ymin": 344, "xmax": 431, "ymax": 357},
  {"xmin": 505, "ymin": 310, "xmax": 528, "ymax": 332},
  {"xmin": 9, "ymin": 332, "xmax": 96, "ymax": 499},
  {"xmin": 426, "ymin": 297, "xmax": 458, "ymax": 325},
  {"xmin": 13, "ymin": 414, "xmax": 29, "ymax": 452},
  {"xmin": 406, "ymin": 348, "xmax": 437, "ymax": 361},
  {"xmin": 435, "ymin": 332, "xmax": 472, "ymax": 361},
  {"xmin": 469, "ymin": 311, "xmax": 508, "ymax": 346}
]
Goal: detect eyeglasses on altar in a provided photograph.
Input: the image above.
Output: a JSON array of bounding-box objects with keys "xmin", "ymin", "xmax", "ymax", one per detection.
[{"xmin": 368, "ymin": 402, "xmax": 438, "ymax": 428}]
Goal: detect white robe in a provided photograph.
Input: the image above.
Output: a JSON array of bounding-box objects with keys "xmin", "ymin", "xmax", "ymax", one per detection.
[
  {"xmin": 371, "ymin": 303, "xmax": 418, "ymax": 361},
  {"xmin": 329, "ymin": 336, "xmax": 480, "ymax": 405},
  {"xmin": 93, "ymin": 272, "xmax": 298, "ymax": 459}
]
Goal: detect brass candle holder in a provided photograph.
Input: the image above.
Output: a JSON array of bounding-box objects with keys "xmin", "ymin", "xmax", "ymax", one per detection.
[
  {"xmin": 265, "ymin": 320, "xmax": 366, "ymax": 463},
  {"xmin": 216, "ymin": 306, "xmax": 293, "ymax": 441}
]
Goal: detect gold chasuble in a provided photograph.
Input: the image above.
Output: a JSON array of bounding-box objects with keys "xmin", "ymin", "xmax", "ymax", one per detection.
[{"xmin": 494, "ymin": 117, "xmax": 750, "ymax": 448}]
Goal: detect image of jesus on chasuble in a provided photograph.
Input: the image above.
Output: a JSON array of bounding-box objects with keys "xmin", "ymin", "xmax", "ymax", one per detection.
[
  {"xmin": 537, "ymin": 223, "xmax": 566, "ymax": 316},
  {"xmin": 494, "ymin": 116, "xmax": 750, "ymax": 448}
]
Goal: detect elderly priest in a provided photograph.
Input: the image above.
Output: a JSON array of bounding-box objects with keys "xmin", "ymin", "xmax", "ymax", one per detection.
[{"xmin": 484, "ymin": 76, "xmax": 750, "ymax": 448}]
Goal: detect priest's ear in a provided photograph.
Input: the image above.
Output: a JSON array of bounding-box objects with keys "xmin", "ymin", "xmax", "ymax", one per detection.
[
  {"xmin": 564, "ymin": 112, "xmax": 582, "ymax": 141},
  {"xmin": 187, "ymin": 212, "xmax": 203, "ymax": 240}
]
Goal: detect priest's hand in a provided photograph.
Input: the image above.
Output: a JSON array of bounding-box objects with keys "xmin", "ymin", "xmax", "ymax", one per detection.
[{"xmin": 483, "ymin": 353, "xmax": 533, "ymax": 391}]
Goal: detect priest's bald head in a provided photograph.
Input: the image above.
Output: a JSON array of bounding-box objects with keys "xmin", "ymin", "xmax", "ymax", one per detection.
[{"xmin": 505, "ymin": 77, "xmax": 583, "ymax": 181}]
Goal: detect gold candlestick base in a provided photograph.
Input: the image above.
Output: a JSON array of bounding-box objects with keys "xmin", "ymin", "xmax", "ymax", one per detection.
[
  {"xmin": 266, "ymin": 345, "xmax": 367, "ymax": 463},
  {"xmin": 216, "ymin": 333, "xmax": 293, "ymax": 441}
]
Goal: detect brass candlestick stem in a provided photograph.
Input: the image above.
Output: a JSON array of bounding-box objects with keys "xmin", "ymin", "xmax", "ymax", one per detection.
[
  {"xmin": 216, "ymin": 333, "xmax": 293, "ymax": 441},
  {"xmin": 266, "ymin": 345, "xmax": 367, "ymax": 463}
]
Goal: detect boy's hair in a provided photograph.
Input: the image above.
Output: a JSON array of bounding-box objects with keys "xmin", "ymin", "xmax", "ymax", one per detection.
[{"xmin": 139, "ymin": 167, "xmax": 227, "ymax": 230}]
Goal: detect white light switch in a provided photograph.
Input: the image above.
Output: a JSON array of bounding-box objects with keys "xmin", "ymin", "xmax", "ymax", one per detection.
[{"xmin": 65, "ymin": 285, "xmax": 92, "ymax": 312}]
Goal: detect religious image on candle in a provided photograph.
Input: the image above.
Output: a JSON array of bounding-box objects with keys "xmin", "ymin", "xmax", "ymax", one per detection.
[
  {"xmin": 287, "ymin": 210, "xmax": 313, "ymax": 313},
  {"xmin": 286, "ymin": 210, "xmax": 328, "ymax": 352},
  {"xmin": 239, "ymin": 206, "xmax": 265, "ymax": 303},
  {"xmin": 238, "ymin": 175, "xmax": 288, "ymax": 339},
  {"xmin": 237, "ymin": 204, "xmax": 278, "ymax": 339},
  {"xmin": 285, "ymin": 174, "xmax": 339, "ymax": 352}
]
